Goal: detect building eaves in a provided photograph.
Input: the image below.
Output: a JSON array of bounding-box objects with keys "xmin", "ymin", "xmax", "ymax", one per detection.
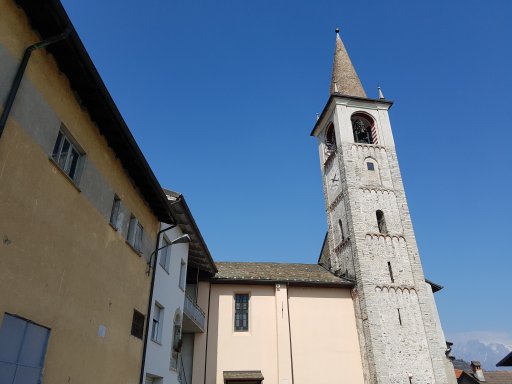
[
  {"xmin": 497, "ymin": 351, "xmax": 512, "ymax": 367},
  {"xmin": 425, "ymin": 279, "xmax": 444, "ymax": 293},
  {"xmin": 164, "ymin": 189, "xmax": 217, "ymax": 275},
  {"xmin": 15, "ymin": 0, "xmax": 175, "ymax": 224},
  {"xmin": 212, "ymin": 262, "xmax": 354, "ymax": 287}
]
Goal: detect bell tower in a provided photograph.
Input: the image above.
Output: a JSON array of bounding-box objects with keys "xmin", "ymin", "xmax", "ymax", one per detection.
[{"xmin": 312, "ymin": 29, "xmax": 456, "ymax": 384}]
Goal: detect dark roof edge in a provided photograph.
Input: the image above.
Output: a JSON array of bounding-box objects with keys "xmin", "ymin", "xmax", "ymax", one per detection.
[
  {"xmin": 167, "ymin": 191, "xmax": 217, "ymax": 274},
  {"xmin": 497, "ymin": 351, "xmax": 512, "ymax": 367},
  {"xmin": 15, "ymin": 0, "xmax": 175, "ymax": 224},
  {"xmin": 425, "ymin": 278, "xmax": 444, "ymax": 293},
  {"xmin": 310, "ymin": 93, "xmax": 394, "ymax": 137},
  {"xmin": 210, "ymin": 278, "xmax": 354, "ymax": 288}
]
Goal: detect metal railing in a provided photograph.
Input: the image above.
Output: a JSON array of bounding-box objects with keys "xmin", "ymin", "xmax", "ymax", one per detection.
[{"xmin": 183, "ymin": 293, "xmax": 205, "ymax": 331}]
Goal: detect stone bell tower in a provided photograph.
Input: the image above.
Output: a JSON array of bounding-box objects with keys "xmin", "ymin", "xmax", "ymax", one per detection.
[{"xmin": 312, "ymin": 29, "xmax": 456, "ymax": 384}]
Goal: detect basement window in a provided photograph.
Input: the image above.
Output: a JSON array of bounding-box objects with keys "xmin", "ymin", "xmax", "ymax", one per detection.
[{"xmin": 51, "ymin": 127, "xmax": 84, "ymax": 183}]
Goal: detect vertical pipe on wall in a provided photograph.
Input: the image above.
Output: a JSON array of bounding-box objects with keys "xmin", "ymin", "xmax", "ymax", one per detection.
[{"xmin": 0, "ymin": 30, "xmax": 70, "ymax": 138}]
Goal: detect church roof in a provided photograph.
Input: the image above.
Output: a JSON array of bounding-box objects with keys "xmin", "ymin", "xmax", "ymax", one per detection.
[
  {"xmin": 212, "ymin": 262, "xmax": 354, "ymax": 287},
  {"xmin": 330, "ymin": 28, "xmax": 367, "ymax": 98}
]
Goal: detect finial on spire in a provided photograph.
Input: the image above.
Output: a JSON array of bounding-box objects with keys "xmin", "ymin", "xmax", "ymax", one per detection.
[
  {"xmin": 330, "ymin": 28, "xmax": 367, "ymax": 98},
  {"xmin": 378, "ymin": 86, "xmax": 385, "ymax": 99}
]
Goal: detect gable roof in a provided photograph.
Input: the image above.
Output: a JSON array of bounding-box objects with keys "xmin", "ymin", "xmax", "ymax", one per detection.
[
  {"xmin": 212, "ymin": 262, "xmax": 354, "ymax": 287},
  {"xmin": 15, "ymin": 0, "xmax": 175, "ymax": 224}
]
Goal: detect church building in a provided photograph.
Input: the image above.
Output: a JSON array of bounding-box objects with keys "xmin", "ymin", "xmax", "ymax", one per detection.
[{"xmin": 186, "ymin": 30, "xmax": 458, "ymax": 384}]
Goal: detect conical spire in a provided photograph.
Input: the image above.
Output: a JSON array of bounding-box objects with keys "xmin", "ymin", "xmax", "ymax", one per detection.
[{"xmin": 330, "ymin": 28, "xmax": 367, "ymax": 98}]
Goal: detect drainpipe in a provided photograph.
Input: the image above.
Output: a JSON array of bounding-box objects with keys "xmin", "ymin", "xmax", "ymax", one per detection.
[
  {"xmin": 0, "ymin": 29, "xmax": 70, "ymax": 139},
  {"xmin": 140, "ymin": 224, "xmax": 176, "ymax": 384}
]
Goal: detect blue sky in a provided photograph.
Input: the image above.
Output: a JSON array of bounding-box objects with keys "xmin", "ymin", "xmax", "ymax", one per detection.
[{"xmin": 61, "ymin": 0, "xmax": 511, "ymax": 356}]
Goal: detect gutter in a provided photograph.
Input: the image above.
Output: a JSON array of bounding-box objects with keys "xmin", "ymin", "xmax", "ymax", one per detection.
[{"xmin": 0, "ymin": 29, "xmax": 70, "ymax": 138}]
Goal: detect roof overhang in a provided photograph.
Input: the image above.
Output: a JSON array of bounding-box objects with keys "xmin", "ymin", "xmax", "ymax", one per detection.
[
  {"xmin": 310, "ymin": 93, "xmax": 394, "ymax": 137},
  {"xmin": 15, "ymin": 0, "xmax": 175, "ymax": 224},
  {"xmin": 164, "ymin": 190, "xmax": 217, "ymax": 275},
  {"xmin": 425, "ymin": 279, "xmax": 444, "ymax": 293},
  {"xmin": 210, "ymin": 278, "xmax": 354, "ymax": 288}
]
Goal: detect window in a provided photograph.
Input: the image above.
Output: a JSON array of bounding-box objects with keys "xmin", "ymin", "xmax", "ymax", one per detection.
[
  {"xmin": 376, "ymin": 210, "xmax": 387, "ymax": 234},
  {"xmin": 109, "ymin": 195, "xmax": 121, "ymax": 229},
  {"xmin": 128, "ymin": 215, "xmax": 143, "ymax": 252},
  {"xmin": 131, "ymin": 309, "xmax": 145, "ymax": 339},
  {"xmin": 367, "ymin": 162, "xmax": 375, "ymax": 171},
  {"xmin": 179, "ymin": 260, "xmax": 186, "ymax": 290},
  {"xmin": 151, "ymin": 303, "xmax": 163, "ymax": 343},
  {"xmin": 159, "ymin": 238, "xmax": 171, "ymax": 272},
  {"xmin": 325, "ymin": 123, "xmax": 337, "ymax": 151},
  {"xmin": 0, "ymin": 314, "xmax": 51, "ymax": 384},
  {"xmin": 388, "ymin": 262, "xmax": 394, "ymax": 283},
  {"xmin": 234, "ymin": 294, "xmax": 249, "ymax": 332},
  {"xmin": 338, "ymin": 219, "xmax": 345, "ymax": 242},
  {"xmin": 351, "ymin": 113, "xmax": 376, "ymax": 144},
  {"xmin": 51, "ymin": 129, "xmax": 84, "ymax": 182}
]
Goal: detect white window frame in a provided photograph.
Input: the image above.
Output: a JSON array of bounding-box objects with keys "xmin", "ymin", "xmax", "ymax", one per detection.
[
  {"xmin": 127, "ymin": 215, "xmax": 144, "ymax": 252},
  {"xmin": 179, "ymin": 259, "xmax": 186, "ymax": 291},
  {"xmin": 109, "ymin": 195, "xmax": 121, "ymax": 229},
  {"xmin": 151, "ymin": 303, "xmax": 164, "ymax": 343},
  {"xmin": 159, "ymin": 237, "xmax": 171, "ymax": 272},
  {"xmin": 51, "ymin": 126, "xmax": 84, "ymax": 183}
]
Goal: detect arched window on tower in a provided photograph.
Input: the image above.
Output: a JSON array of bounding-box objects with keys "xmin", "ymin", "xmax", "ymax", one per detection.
[
  {"xmin": 376, "ymin": 210, "xmax": 387, "ymax": 234},
  {"xmin": 325, "ymin": 123, "xmax": 337, "ymax": 151},
  {"xmin": 351, "ymin": 113, "xmax": 377, "ymax": 144}
]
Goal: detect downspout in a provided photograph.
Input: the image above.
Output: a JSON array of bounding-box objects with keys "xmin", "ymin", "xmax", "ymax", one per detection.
[
  {"xmin": 140, "ymin": 223, "xmax": 176, "ymax": 384},
  {"xmin": 0, "ymin": 30, "xmax": 70, "ymax": 138},
  {"xmin": 286, "ymin": 285, "xmax": 295, "ymax": 384}
]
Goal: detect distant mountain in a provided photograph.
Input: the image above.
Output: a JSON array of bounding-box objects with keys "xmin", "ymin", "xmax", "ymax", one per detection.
[{"xmin": 452, "ymin": 339, "xmax": 512, "ymax": 370}]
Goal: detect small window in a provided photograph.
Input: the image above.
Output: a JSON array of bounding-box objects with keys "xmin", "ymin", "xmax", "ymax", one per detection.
[
  {"xmin": 151, "ymin": 303, "xmax": 163, "ymax": 343},
  {"xmin": 234, "ymin": 294, "xmax": 249, "ymax": 332},
  {"xmin": 51, "ymin": 129, "xmax": 84, "ymax": 182},
  {"xmin": 367, "ymin": 162, "xmax": 375, "ymax": 171},
  {"xmin": 179, "ymin": 260, "xmax": 186, "ymax": 290},
  {"xmin": 159, "ymin": 238, "xmax": 171, "ymax": 272},
  {"xmin": 388, "ymin": 262, "xmax": 394, "ymax": 283},
  {"xmin": 397, "ymin": 308, "xmax": 402, "ymax": 326},
  {"xmin": 131, "ymin": 309, "xmax": 145, "ymax": 339},
  {"xmin": 128, "ymin": 215, "xmax": 144, "ymax": 252},
  {"xmin": 376, "ymin": 210, "xmax": 387, "ymax": 234},
  {"xmin": 338, "ymin": 219, "xmax": 345, "ymax": 242},
  {"xmin": 109, "ymin": 195, "xmax": 121, "ymax": 229},
  {"xmin": 0, "ymin": 314, "xmax": 51, "ymax": 383}
]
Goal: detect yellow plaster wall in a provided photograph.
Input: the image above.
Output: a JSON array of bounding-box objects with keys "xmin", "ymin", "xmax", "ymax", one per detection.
[{"xmin": 0, "ymin": 1, "xmax": 160, "ymax": 383}]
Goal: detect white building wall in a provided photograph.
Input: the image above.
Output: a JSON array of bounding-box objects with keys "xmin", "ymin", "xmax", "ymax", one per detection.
[{"xmin": 144, "ymin": 224, "xmax": 189, "ymax": 383}]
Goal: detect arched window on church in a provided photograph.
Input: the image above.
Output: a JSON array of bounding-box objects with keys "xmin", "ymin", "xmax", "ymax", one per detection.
[
  {"xmin": 376, "ymin": 210, "xmax": 387, "ymax": 234},
  {"xmin": 325, "ymin": 122, "xmax": 337, "ymax": 151},
  {"xmin": 352, "ymin": 113, "xmax": 377, "ymax": 144}
]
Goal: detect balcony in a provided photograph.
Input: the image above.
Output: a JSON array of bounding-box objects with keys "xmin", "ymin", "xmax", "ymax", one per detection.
[{"xmin": 182, "ymin": 293, "xmax": 205, "ymax": 333}]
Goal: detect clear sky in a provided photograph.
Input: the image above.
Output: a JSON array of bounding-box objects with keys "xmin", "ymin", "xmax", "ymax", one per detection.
[{"xmin": 61, "ymin": 0, "xmax": 511, "ymax": 353}]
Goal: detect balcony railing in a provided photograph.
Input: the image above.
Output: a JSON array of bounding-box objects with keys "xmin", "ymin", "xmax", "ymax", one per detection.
[{"xmin": 183, "ymin": 293, "xmax": 205, "ymax": 331}]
